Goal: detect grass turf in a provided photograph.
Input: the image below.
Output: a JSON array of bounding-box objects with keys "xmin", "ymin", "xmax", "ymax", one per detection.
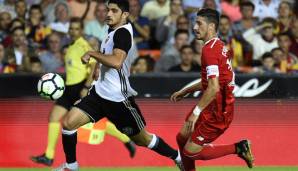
[{"xmin": 0, "ymin": 167, "xmax": 298, "ymax": 171}]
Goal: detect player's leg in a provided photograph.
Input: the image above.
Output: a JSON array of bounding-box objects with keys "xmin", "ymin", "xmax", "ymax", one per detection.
[
  {"xmin": 176, "ymin": 122, "xmax": 195, "ymax": 171},
  {"xmin": 30, "ymin": 105, "xmax": 68, "ymax": 166},
  {"xmin": 105, "ymin": 119, "xmax": 136, "ymax": 158}
]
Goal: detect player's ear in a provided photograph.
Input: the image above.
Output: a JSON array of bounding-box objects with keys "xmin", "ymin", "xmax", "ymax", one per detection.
[
  {"xmin": 122, "ymin": 11, "xmax": 129, "ymax": 19},
  {"xmin": 208, "ymin": 23, "xmax": 216, "ymax": 31}
]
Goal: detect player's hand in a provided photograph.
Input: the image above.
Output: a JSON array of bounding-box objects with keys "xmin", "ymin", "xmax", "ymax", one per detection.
[
  {"xmin": 81, "ymin": 52, "xmax": 91, "ymax": 64},
  {"xmin": 93, "ymin": 63, "xmax": 100, "ymax": 81},
  {"xmin": 170, "ymin": 90, "xmax": 187, "ymax": 102},
  {"xmin": 185, "ymin": 114, "xmax": 199, "ymax": 135}
]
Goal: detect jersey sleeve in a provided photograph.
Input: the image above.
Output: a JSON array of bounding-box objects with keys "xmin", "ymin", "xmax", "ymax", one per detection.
[
  {"xmin": 202, "ymin": 46, "xmax": 220, "ymax": 79},
  {"xmin": 113, "ymin": 28, "xmax": 132, "ymax": 54}
]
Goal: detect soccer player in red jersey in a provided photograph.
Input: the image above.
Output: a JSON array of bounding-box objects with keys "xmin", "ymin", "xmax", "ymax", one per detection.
[{"xmin": 170, "ymin": 8, "xmax": 254, "ymax": 171}]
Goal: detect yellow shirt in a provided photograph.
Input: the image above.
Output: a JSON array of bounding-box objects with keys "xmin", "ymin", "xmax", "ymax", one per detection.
[{"xmin": 65, "ymin": 37, "xmax": 92, "ymax": 85}]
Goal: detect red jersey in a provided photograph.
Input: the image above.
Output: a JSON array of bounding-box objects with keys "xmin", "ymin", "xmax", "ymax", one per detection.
[{"xmin": 201, "ymin": 37, "xmax": 235, "ymax": 109}]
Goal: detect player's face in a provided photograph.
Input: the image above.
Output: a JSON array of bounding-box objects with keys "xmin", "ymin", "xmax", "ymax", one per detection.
[
  {"xmin": 69, "ymin": 22, "xmax": 83, "ymax": 41},
  {"xmin": 193, "ymin": 16, "xmax": 209, "ymax": 41},
  {"xmin": 106, "ymin": 3, "xmax": 129, "ymax": 28}
]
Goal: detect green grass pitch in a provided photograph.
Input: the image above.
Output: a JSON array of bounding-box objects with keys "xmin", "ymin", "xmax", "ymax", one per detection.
[{"xmin": 1, "ymin": 167, "xmax": 298, "ymax": 171}]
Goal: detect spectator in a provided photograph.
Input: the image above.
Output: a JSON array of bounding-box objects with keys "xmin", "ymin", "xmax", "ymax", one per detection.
[
  {"xmin": 49, "ymin": 2, "xmax": 70, "ymax": 34},
  {"xmin": 132, "ymin": 55, "xmax": 155, "ymax": 74},
  {"xmin": 0, "ymin": 43, "xmax": 7, "ymax": 73},
  {"xmin": 289, "ymin": 18, "xmax": 298, "ymax": 57},
  {"xmin": 68, "ymin": 0, "xmax": 97, "ymax": 21},
  {"xmin": 26, "ymin": 4, "xmax": 51, "ymax": 48},
  {"xmin": 4, "ymin": 26, "xmax": 33, "ymax": 72},
  {"xmin": 219, "ymin": 15, "xmax": 244, "ymax": 68},
  {"xmin": 15, "ymin": 0, "xmax": 27, "ymax": 22},
  {"xmin": 39, "ymin": 32, "xmax": 63, "ymax": 73},
  {"xmin": 155, "ymin": 0, "xmax": 183, "ymax": 45},
  {"xmin": 141, "ymin": 0, "xmax": 170, "ymax": 20},
  {"xmin": 0, "ymin": 0, "xmax": 16, "ymax": 18},
  {"xmin": 30, "ymin": 56, "xmax": 44, "ymax": 73},
  {"xmin": 84, "ymin": 1, "xmax": 108, "ymax": 43},
  {"xmin": 220, "ymin": 0, "xmax": 241, "ymax": 22},
  {"xmin": 40, "ymin": 0, "xmax": 67, "ymax": 25},
  {"xmin": 252, "ymin": 0, "xmax": 280, "ymax": 20},
  {"xmin": 271, "ymin": 47, "xmax": 288, "ymax": 73},
  {"xmin": 168, "ymin": 44, "xmax": 200, "ymax": 72},
  {"xmin": 232, "ymin": 1, "xmax": 258, "ymax": 65},
  {"xmin": 154, "ymin": 29, "xmax": 189, "ymax": 72},
  {"xmin": 128, "ymin": 0, "xmax": 150, "ymax": 49},
  {"xmin": 243, "ymin": 17, "xmax": 278, "ymax": 65},
  {"xmin": 203, "ymin": 0, "xmax": 221, "ymax": 12},
  {"xmin": 190, "ymin": 38, "xmax": 203, "ymax": 66},
  {"xmin": 277, "ymin": 1, "xmax": 294, "ymax": 33},
  {"xmin": 251, "ymin": 52, "xmax": 280, "ymax": 74},
  {"xmin": 0, "ymin": 11, "xmax": 12, "ymax": 42}
]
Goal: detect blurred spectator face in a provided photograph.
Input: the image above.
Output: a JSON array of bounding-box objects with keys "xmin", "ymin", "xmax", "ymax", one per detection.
[
  {"xmin": 177, "ymin": 16, "xmax": 189, "ymax": 31},
  {"xmin": 204, "ymin": 0, "xmax": 217, "ymax": 10},
  {"xmin": 278, "ymin": 34, "xmax": 292, "ymax": 52},
  {"xmin": 291, "ymin": 19, "xmax": 298, "ymax": 39},
  {"xmin": 129, "ymin": 0, "xmax": 141, "ymax": 17},
  {"xmin": 55, "ymin": 3, "xmax": 69, "ymax": 22},
  {"xmin": 0, "ymin": 44, "xmax": 4, "ymax": 62},
  {"xmin": 0, "ymin": 12, "xmax": 12, "ymax": 30},
  {"xmin": 29, "ymin": 8, "xmax": 43, "ymax": 23},
  {"xmin": 170, "ymin": 0, "xmax": 182, "ymax": 15},
  {"xmin": 241, "ymin": 5, "xmax": 254, "ymax": 19},
  {"xmin": 262, "ymin": 56, "xmax": 275, "ymax": 70},
  {"xmin": 272, "ymin": 48, "xmax": 286, "ymax": 63},
  {"xmin": 12, "ymin": 28, "xmax": 26, "ymax": 47},
  {"xmin": 10, "ymin": 19, "xmax": 24, "ymax": 30},
  {"xmin": 278, "ymin": 2, "xmax": 292, "ymax": 18},
  {"xmin": 175, "ymin": 32, "xmax": 189, "ymax": 50},
  {"xmin": 69, "ymin": 22, "xmax": 83, "ymax": 41},
  {"xmin": 219, "ymin": 17, "xmax": 231, "ymax": 36},
  {"xmin": 15, "ymin": 1, "xmax": 27, "ymax": 18},
  {"xmin": 181, "ymin": 46, "xmax": 194, "ymax": 65},
  {"xmin": 95, "ymin": 3, "xmax": 108, "ymax": 23},
  {"xmin": 134, "ymin": 58, "xmax": 148, "ymax": 73},
  {"xmin": 48, "ymin": 33, "xmax": 61, "ymax": 53},
  {"xmin": 31, "ymin": 61, "xmax": 43, "ymax": 73},
  {"xmin": 261, "ymin": 23, "xmax": 274, "ymax": 40}
]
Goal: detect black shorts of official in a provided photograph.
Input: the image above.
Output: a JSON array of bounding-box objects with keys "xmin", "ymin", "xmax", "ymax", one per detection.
[
  {"xmin": 74, "ymin": 87, "xmax": 146, "ymax": 136},
  {"xmin": 55, "ymin": 80, "xmax": 85, "ymax": 110}
]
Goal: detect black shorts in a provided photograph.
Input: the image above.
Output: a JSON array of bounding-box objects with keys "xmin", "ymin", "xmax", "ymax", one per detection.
[
  {"xmin": 74, "ymin": 87, "xmax": 146, "ymax": 136},
  {"xmin": 55, "ymin": 80, "xmax": 85, "ymax": 110}
]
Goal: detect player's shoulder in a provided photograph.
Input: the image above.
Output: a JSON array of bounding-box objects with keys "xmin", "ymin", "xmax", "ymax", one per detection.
[{"xmin": 203, "ymin": 38, "xmax": 224, "ymax": 50}]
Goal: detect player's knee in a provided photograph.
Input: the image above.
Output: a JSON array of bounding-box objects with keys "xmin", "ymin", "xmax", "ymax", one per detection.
[{"xmin": 62, "ymin": 117, "xmax": 75, "ymax": 130}]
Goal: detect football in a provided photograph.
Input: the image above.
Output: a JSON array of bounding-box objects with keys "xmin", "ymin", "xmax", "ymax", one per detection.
[{"xmin": 37, "ymin": 73, "xmax": 65, "ymax": 100}]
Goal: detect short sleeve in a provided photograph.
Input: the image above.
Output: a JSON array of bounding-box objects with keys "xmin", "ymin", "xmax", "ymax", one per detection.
[
  {"xmin": 113, "ymin": 28, "xmax": 132, "ymax": 54},
  {"xmin": 202, "ymin": 46, "xmax": 220, "ymax": 78}
]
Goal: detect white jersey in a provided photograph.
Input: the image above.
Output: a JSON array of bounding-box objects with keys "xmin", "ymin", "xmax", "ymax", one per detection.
[{"xmin": 94, "ymin": 23, "xmax": 137, "ymax": 102}]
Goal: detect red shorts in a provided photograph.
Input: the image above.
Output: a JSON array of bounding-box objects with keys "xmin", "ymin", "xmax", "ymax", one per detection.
[{"xmin": 185, "ymin": 102, "xmax": 234, "ymax": 145}]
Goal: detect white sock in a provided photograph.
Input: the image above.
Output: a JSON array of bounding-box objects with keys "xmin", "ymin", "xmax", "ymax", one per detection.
[
  {"xmin": 147, "ymin": 134, "xmax": 157, "ymax": 149},
  {"xmin": 175, "ymin": 150, "xmax": 181, "ymax": 162},
  {"xmin": 66, "ymin": 161, "xmax": 79, "ymax": 169}
]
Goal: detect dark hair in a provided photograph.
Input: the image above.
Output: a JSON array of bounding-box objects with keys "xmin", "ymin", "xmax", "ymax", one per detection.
[
  {"xmin": 220, "ymin": 14, "xmax": 231, "ymax": 22},
  {"xmin": 277, "ymin": 32, "xmax": 291, "ymax": 39},
  {"xmin": 30, "ymin": 56, "xmax": 41, "ymax": 63},
  {"xmin": 133, "ymin": 55, "xmax": 155, "ymax": 72},
  {"xmin": 197, "ymin": 8, "xmax": 220, "ymax": 31},
  {"xmin": 29, "ymin": 4, "xmax": 42, "ymax": 14},
  {"xmin": 262, "ymin": 52, "xmax": 273, "ymax": 61},
  {"xmin": 180, "ymin": 44, "xmax": 193, "ymax": 52},
  {"xmin": 271, "ymin": 47, "xmax": 284, "ymax": 53},
  {"xmin": 108, "ymin": 0, "xmax": 129, "ymax": 12},
  {"xmin": 261, "ymin": 17, "xmax": 277, "ymax": 28},
  {"xmin": 240, "ymin": 1, "xmax": 255, "ymax": 11},
  {"xmin": 10, "ymin": 26, "xmax": 25, "ymax": 34},
  {"xmin": 70, "ymin": 17, "xmax": 84, "ymax": 29},
  {"xmin": 174, "ymin": 29, "xmax": 189, "ymax": 38}
]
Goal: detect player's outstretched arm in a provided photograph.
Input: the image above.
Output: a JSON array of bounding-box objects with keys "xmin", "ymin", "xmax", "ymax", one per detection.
[{"xmin": 170, "ymin": 81, "xmax": 202, "ymax": 102}]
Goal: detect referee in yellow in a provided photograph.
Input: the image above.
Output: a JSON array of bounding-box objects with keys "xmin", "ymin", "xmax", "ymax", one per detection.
[{"xmin": 31, "ymin": 17, "xmax": 135, "ymax": 166}]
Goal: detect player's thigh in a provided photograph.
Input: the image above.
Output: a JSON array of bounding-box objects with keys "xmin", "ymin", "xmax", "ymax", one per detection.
[
  {"xmin": 106, "ymin": 97, "xmax": 146, "ymax": 137},
  {"xmin": 62, "ymin": 107, "xmax": 91, "ymax": 130},
  {"xmin": 49, "ymin": 105, "xmax": 68, "ymax": 122},
  {"xmin": 184, "ymin": 138, "xmax": 204, "ymax": 154}
]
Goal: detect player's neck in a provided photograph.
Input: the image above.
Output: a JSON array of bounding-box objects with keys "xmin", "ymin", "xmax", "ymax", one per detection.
[
  {"xmin": 204, "ymin": 34, "xmax": 218, "ymax": 44},
  {"xmin": 110, "ymin": 20, "xmax": 127, "ymax": 30}
]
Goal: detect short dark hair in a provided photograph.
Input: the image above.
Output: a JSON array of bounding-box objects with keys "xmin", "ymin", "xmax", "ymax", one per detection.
[
  {"xmin": 197, "ymin": 8, "xmax": 220, "ymax": 31},
  {"xmin": 220, "ymin": 14, "xmax": 231, "ymax": 22},
  {"xmin": 180, "ymin": 44, "xmax": 193, "ymax": 52},
  {"xmin": 70, "ymin": 17, "xmax": 84, "ymax": 29},
  {"xmin": 240, "ymin": 1, "xmax": 255, "ymax": 11},
  {"xmin": 174, "ymin": 29, "xmax": 189, "ymax": 38},
  {"xmin": 108, "ymin": 0, "xmax": 129, "ymax": 12},
  {"xmin": 30, "ymin": 56, "xmax": 41, "ymax": 63},
  {"xmin": 277, "ymin": 32, "xmax": 291, "ymax": 39},
  {"xmin": 262, "ymin": 52, "xmax": 273, "ymax": 61},
  {"xmin": 10, "ymin": 26, "xmax": 25, "ymax": 34}
]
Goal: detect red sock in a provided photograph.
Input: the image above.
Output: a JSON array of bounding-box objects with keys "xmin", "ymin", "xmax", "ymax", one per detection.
[
  {"xmin": 183, "ymin": 144, "xmax": 236, "ymax": 160},
  {"xmin": 176, "ymin": 133, "xmax": 196, "ymax": 171}
]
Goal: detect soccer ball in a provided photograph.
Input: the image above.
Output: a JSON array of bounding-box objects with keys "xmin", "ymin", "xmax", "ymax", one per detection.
[{"xmin": 37, "ymin": 73, "xmax": 65, "ymax": 100}]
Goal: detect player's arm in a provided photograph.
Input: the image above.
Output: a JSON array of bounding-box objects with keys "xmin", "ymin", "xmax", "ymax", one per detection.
[
  {"xmin": 82, "ymin": 28, "xmax": 131, "ymax": 70},
  {"xmin": 170, "ymin": 82, "xmax": 202, "ymax": 102},
  {"xmin": 80, "ymin": 61, "xmax": 97, "ymax": 97}
]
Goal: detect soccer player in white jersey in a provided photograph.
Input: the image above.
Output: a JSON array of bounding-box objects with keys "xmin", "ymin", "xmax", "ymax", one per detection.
[{"xmin": 54, "ymin": 0, "xmax": 183, "ymax": 171}]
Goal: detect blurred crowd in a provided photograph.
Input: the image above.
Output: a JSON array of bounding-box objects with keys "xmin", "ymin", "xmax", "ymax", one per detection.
[{"xmin": 0, "ymin": 0, "xmax": 298, "ymax": 75}]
